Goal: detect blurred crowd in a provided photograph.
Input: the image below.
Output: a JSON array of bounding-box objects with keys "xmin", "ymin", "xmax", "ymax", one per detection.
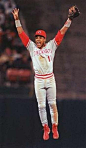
[{"xmin": 0, "ymin": 0, "xmax": 32, "ymax": 86}]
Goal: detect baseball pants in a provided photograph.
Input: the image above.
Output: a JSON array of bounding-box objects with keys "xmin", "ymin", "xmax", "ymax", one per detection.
[{"xmin": 34, "ymin": 75, "xmax": 58, "ymax": 126}]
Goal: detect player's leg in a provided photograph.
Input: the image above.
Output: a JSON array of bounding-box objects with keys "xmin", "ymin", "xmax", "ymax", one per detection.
[
  {"xmin": 34, "ymin": 78, "xmax": 50, "ymax": 140},
  {"xmin": 46, "ymin": 76, "xmax": 59, "ymax": 139},
  {"xmin": 34, "ymin": 78, "xmax": 47, "ymax": 125}
]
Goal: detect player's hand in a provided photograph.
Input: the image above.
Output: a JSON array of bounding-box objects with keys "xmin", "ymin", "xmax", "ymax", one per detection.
[
  {"xmin": 12, "ymin": 8, "xmax": 19, "ymax": 20},
  {"xmin": 68, "ymin": 5, "xmax": 80, "ymax": 20}
]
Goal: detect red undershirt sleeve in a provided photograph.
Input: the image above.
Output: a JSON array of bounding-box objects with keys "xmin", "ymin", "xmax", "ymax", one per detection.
[
  {"xmin": 55, "ymin": 30, "xmax": 64, "ymax": 46},
  {"xmin": 19, "ymin": 31, "xmax": 30, "ymax": 47}
]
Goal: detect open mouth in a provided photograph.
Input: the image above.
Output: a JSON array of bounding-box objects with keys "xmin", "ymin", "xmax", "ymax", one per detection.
[{"xmin": 36, "ymin": 41, "xmax": 41, "ymax": 46}]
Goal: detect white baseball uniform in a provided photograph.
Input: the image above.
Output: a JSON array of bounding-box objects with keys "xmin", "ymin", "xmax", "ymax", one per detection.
[{"xmin": 19, "ymin": 30, "xmax": 64, "ymax": 126}]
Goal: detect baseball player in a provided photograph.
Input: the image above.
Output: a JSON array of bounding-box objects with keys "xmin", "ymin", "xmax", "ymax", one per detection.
[{"xmin": 12, "ymin": 6, "xmax": 80, "ymax": 140}]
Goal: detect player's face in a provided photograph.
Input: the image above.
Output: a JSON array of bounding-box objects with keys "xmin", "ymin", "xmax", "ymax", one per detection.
[{"xmin": 35, "ymin": 36, "xmax": 46, "ymax": 49}]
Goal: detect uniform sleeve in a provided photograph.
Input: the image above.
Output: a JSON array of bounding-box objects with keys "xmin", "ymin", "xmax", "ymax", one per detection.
[
  {"xmin": 19, "ymin": 31, "xmax": 30, "ymax": 47},
  {"xmin": 55, "ymin": 30, "xmax": 64, "ymax": 46}
]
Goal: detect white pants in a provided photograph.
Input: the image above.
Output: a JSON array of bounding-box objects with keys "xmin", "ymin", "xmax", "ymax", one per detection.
[{"xmin": 34, "ymin": 75, "xmax": 58, "ymax": 126}]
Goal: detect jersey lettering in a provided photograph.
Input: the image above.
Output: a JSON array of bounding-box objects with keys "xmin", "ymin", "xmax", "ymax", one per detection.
[{"xmin": 34, "ymin": 48, "xmax": 52, "ymax": 56}]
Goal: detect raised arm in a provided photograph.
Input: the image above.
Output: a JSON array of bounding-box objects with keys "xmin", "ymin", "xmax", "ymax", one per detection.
[
  {"xmin": 60, "ymin": 5, "xmax": 80, "ymax": 34},
  {"xmin": 12, "ymin": 8, "xmax": 29, "ymax": 47},
  {"xmin": 55, "ymin": 5, "xmax": 80, "ymax": 45}
]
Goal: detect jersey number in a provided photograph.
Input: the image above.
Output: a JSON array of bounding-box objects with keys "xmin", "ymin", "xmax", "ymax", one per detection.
[{"xmin": 48, "ymin": 56, "xmax": 52, "ymax": 62}]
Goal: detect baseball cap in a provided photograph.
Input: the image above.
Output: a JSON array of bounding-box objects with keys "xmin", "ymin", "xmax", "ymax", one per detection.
[{"xmin": 35, "ymin": 30, "xmax": 46, "ymax": 38}]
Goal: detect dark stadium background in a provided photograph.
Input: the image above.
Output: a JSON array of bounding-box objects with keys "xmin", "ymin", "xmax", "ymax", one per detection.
[{"xmin": 0, "ymin": 0, "xmax": 86, "ymax": 148}]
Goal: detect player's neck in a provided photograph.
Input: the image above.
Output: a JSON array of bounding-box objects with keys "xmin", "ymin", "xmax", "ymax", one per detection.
[{"xmin": 39, "ymin": 44, "xmax": 46, "ymax": 49}]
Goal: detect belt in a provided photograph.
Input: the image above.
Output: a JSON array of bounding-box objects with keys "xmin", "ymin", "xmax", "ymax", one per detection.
[{"xmin": 35, "ymin": 73, "xmax": 53, "ymax": 79}]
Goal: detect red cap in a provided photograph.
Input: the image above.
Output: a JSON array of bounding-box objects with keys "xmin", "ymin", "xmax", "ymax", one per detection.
[{"xmin": 35, "ymin": 30, "xmax": 46, "ymax": 38}]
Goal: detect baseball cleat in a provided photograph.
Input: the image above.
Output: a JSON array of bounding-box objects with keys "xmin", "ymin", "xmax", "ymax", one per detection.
[
  {"xmin": 52, "ymin": 123, "xmax": 59, "ymax": 139},
  {"xmin": 43, "ymin": 124, "xmax": 50, "ymax": 140}
]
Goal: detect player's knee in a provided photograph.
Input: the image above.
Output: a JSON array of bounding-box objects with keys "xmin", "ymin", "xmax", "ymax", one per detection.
[
  {"xmin": 38, "ymin": 105, "xmax": 46, "ymax": 114},
  {"xmin": 38, "ymin": 102, "xmax": 46, "ymax": 108},
  {"xmin": 49, "ymin": 103, "xmax": 57, "ymax": 108},
  {"xmin": 48, "ymin": 100, "xmax": 57, "ymax": 110},
  {"xmin": 48, "ymin": 99, "xmax": 56, "ymax": 106},
  {"xmin": 49, "ymin": 103, "xmax": 58, "ymax": 113}
]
